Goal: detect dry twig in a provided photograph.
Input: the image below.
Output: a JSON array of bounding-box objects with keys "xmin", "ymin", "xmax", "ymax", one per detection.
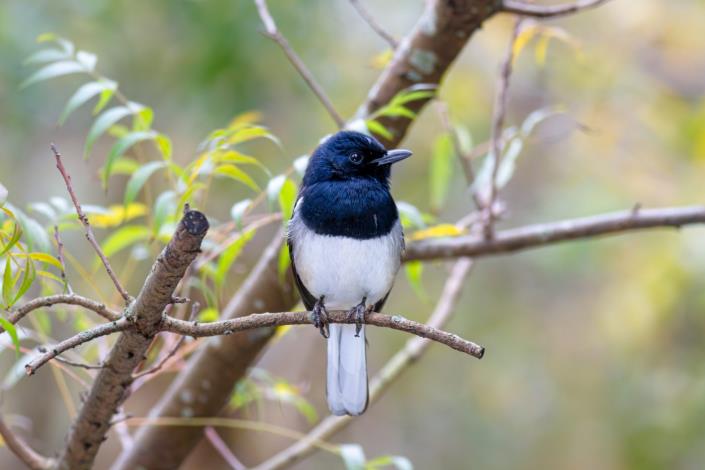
[
  {"xmin": 253, "ymin": 0, "xmax": 344, "ymax": 128},
  {"xmin": 502, "ymin": 0, "xmax": 611, "ymax": 18},
  {"xmin": 50, "ymin": 144, "xmax": 132, "ymax": 303}
]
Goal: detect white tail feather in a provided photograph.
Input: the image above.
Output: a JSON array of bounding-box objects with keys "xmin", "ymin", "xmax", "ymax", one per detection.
[{"xmin": 327, "ymin": 323, "xmax": 368, "ymax": 416}]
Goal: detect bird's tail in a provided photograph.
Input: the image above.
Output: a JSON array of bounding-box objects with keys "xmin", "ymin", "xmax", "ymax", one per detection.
[{"xmin": 327, "ymin": 323, "xmax": 368, "ymax": 416}]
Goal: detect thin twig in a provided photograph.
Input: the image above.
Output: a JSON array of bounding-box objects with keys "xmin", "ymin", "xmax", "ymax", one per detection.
[
  {"xmin": 349, "ymin": 0, "xmax": 398, "ymax": 48},
  {"xmin": 53, "ymin": 225, "xmax": 73, "ymax": 294},
  {"xmin": 502, "ymin": 0, "xmax": 611, "ymax": 18},
  {"xmin": 253, "ymin": 0, "xmax": 344, "ymax": 128},
  {"xmin": 50, "ymin": 144, "xmax": 132, "ymax": 303},
  {"xmin": 162, "ymin": 310, "xmax": 485, "ymax": 359},
  {"xmin": 205, "ymin": 426, "xmax": 248, "ymax": 470},
  {"xmin": 5, "ymin": 294, "xmax": 121, "ymax": 330},
  {"xmin": 485, "ymin": 18, "xmax": 524, "ymax": 239},
  {"xmin": 253, "ymin": 258, "xmax": 474, "ymax": 470},
  {"xmin": 132, "ymin": 302, "xmax": 201, "ymax": 380},
  {"xmin": 53, "ymin": 356, "xmax": 105, "ymax": 371},
  {"xmin": 0, "ymin": 416, "xmax": 54, "ymax": 470},
  {"xmin": 25, "ymin": 318, "xmax": 131, "ymax": 375}
]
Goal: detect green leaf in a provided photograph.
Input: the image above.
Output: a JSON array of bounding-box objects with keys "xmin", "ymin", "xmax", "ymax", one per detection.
[
  {"xmin": 0, "ymin": 317, "xmax": 20, "ymax": 358},
  {"xmin": 103, "ymin": 131, "xmax": 158, "ymax": 187},
  {"xmin": 36, "ymin": 34, "xmax": 74, "ymax": 55},
  {"xmin": 93, "ymin": 86, "xmax": 116, "ymax": 114},
  {"xmin": 100, "ymin": 225, "xmax": 151, "ymax": 259},
  {"xmin": 0, "ymin": 219, "xmax": 22, "ymax": 257},
  {"xmin": 12, "ymin": 257, "xmax": 35, "ymax": 305},
  {"xmin": 75, "ymin": 50, "xmax": 97, "ymax": 71},
  {"xmin": 278, "ymin": 178, "xmax": 297, "ymax": 222},
  {"xmin": 266, "ymin": 175, "xmax": 286, "ymax": 209},
  {"xmin": 59, "ymin": 80, "xmax": 117, "ymax": 124},
  {"xmin": 85, "ymin": 106, "xmax": 134, "ymax": 158},
  {"xmin": 109, "ymin": 157, "xmax": 140, "ymax": 176},
  {"xmin": 215, "ymin": 229, "xmax": 256, "ymax": 286},
  {"xmin": 155, "ymin": 134, "xmax": 172, "ymax": 160},
  {"xmin": 2, "ymin": 257, "xmax": 13, "ymax": 307},
  {"xmin": 495, "ymin": 137, "xmax": 524, "ymax": 189},
  {"xmin": 134, "ymin": 106, "xmax": 154, "ymax": 131},
  {"xmin": 230, "ymin": 199, "xmax": 251, "ymax": 227},
  {"xmin": 365, "ymin": 120, "xmax": 393, "ymax": 141},
  {"xmin": 153, "ymin": 191, "xmax": 177, "ymax": 234},
  {"xmin": 21, "ymin": 60, "xmax": 85, "ymax": 88},
  {"xmin": 340, "ymin": 444, "xmax": 366, "ymax": 470},
  {"xmin": 19, "ymin": 253, "xmax": 62, "ymax": 270},
  {"xmin": 404, "ymin": 261, "xmax": 428, "ymax": 301},
  {"xmin": 124, "ymin": 161, "xmax": 166, "ymax": 205},
  {"xmin": 396, "ymin": 201, "xmax": 426, "ymax": 229},
  {"xmin": 277, "ymin": 243, "xmax": 290, "ymax": 280},
  {"xmin": 429, "ymin": 133, "xmax": 454, "ymax": 211},
  {"xmin": 197, "ymin": 307, "xmax": 219, "ymax": 322},
  {"xmin": 215, "ymin": 151, "xmax": 270, "ymax": 175},
  {"xmin": 214, "ymin": 164, "xmax": 260, "ymax": 192},
  {"xmin": 24, "ymin": 48, "xmax": 71, "ymax": 65},
  {"xmin": 227, "ymin": 126, "xmax": 281, "ymax": 147}
]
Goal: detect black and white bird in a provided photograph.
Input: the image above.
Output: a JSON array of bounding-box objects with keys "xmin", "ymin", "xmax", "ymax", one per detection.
[{"xmin": 287, "ymin": 130, "xmax": 412, "ymax": 416}]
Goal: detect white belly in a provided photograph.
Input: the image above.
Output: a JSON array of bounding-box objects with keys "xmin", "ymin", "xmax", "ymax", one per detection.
[{"xmin": 289, "ymin": 214, "xmax": 403, "ymax": 310}]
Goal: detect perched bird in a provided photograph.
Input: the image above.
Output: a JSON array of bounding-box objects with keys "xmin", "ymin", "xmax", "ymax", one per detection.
[{"xmin": 287, "ymin": 130, "xmax": 412, "ymax": 416}]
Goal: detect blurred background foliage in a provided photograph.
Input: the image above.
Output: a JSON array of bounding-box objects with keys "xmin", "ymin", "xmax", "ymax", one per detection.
[{"xmin": 1, "ymin": 1, "xmax": 705, "ymax": 469}]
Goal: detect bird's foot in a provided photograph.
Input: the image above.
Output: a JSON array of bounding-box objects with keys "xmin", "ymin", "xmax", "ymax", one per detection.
[
  {"xmin": 312, "ymin": 296, "xmax": 329, "ymax": 338},
  {"xmin": 347, "ymin": 298, "xmax": 368, "ymax": 337}
]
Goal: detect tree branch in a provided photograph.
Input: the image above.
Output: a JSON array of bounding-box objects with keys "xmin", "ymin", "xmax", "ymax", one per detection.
[
  {"xmin": 404, "ymin": 206, "xmax": 705, "ymax": 261},
  {"xmin": 501, "ymin": 0, "xmax": 611, "ymax": 18},
  {"xmin": 485, "ymin": 18, "xmax": 523, "ymax": 238},
  {"xmin": 24, "ymin": 318, "xmax": 130, "ymax": 375},
  {"xmin": 253, "ymin": 0, "xmax": 344, "ymax": 128},
  {"xmin": 50, "ymin": 144, "xmax": 132, "ymax": 303},
  {"xmin": 162, "ymin": 310, "xmax": 484, "ymax": 358},
  {"xmin": 254, "ymin": 258, "xmax": 474, "ymax": 470},
  {"xmin": 349, "ymin": 0, "xmax": 397, "ymax": 48},
  {"xmin": 0, "ymin": 416, "xmax": 54, "ymax": 470},
  {"xmin": 52, "ymin": 209, "xmax": 209, "ymax": 470},
  {"xmin": 4, "ymin": 294, "xmax": 121, "ymax": 331}
]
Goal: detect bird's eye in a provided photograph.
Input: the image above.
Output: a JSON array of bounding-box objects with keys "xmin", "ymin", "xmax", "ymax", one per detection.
[{"xmin": 349, "ymin": 152, "xmax": 363, "ymax": 164}]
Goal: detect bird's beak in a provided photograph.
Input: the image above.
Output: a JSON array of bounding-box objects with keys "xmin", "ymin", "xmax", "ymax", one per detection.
[{"xmin": 370, "ymin": 149, "xmax": 413, "ymax": 166}]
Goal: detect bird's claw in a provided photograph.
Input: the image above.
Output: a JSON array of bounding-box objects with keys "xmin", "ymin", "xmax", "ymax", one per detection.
[
  {"xmin": 347, "ymin": 298, "xmax": 369, "ymax": 337},
  {"xmin": 312, "ymin": 296, "xmax": 329, "ymax": 338}
]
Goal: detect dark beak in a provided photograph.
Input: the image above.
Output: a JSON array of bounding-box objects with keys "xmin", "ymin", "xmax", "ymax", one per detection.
[{"xmin": 370, "ymin": 149, "xmax": 413, "ymax": 166}]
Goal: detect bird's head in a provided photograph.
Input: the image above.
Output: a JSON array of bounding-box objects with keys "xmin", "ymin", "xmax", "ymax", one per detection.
[{"xmin": 303, "ymin": 131, "xmax": 412, "ymax": 186}]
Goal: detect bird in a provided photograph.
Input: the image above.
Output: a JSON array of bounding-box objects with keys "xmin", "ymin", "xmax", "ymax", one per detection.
[{"xmin": 287, "ymin": 130, "xmax": 412, "ymax": 416}]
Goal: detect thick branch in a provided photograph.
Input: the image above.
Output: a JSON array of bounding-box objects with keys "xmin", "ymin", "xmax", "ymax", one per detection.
[
  {"xmin": 355, "ymin": 0, "xmax": 500, "ymax": 146},
  {"xmin": 112, "ymin": 232, "xmax": 293, "ymax": 470},
  {"xmin": 53, "ymin": 210, "xmax": 208, "ymax": 470},
  {"xmin": 50, "ymin": 144, "xmax": 131, "ymax": 303},
  {"xmin": 404, "ymin": 206, "xmax": 705, "ymax": 261},
  {"xmin": 254, "ymin": 258, "xmax": 474, "ymax": 470},
  {"xmin": 501, "ymin": 0, "xmax": 611, "ymax": 18},
  {"xmin": 0, "ymin": 416, "xmax": 54, "ymax": 470},
  {"xmin": 162, "ymin": 310, "xmax": 484, "ymax": 358},
  {"xmin": 253, "ymin": 0, "xmax": 344, "ymax": 128}
]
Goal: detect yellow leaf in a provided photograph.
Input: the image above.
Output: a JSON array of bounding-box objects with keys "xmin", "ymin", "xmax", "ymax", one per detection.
[
  {"xmin": 512, "ymin": 24, "xmax": 538, "ymax": 64},
  {"xmin": 408, "ymin": 224, "xmax": 466, "ymax": 241},
  {"xmin": 228, "ymin": 111, "xmax": 262, "ymax": 130},
  {"xmin": 89, "ymin": 203, "xmax": 147, "ymax": 228},
  {"xmin": 370, "ymin": 48, "xmax": 393, "ymax": 69},
  {"xmin": 534, "ymin": 35, "xmax": 550, "ymax": 67}
]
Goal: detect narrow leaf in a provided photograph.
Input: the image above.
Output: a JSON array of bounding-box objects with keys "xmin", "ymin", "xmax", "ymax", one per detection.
[
  {"xmin": 59, "ymin": 80, "xmax": 116, "ymax": 124},
  {"xmin": 21, "ymin": 61, "xmax": 85, "ymax": 88},
  {"xmin": 429, "ymin": 133, "xmax": 454, "ymax": 211},
  {"xmin": 100, "ymin": 225, "xmax": 151, "ymax": 258},
  {"xmin": 0, "ymin": 318, "xmax": 20, "ymax": 358},
  {"xmin": 85, "ymin": 106, "xmax": 134, "ymax": 158},
  {"xmin": 124, "ymin": 161, "xmax": 166, "ymax": 205},
  {"xmin": 214, "ymin": 164, "xmax": 260, "ymax": 192},
  {"xmin": 103, "ymin": 131, "xmax": 157, "ymax": 187}
]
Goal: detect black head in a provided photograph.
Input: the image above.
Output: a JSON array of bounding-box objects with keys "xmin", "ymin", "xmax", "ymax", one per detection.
[{"xmin": 303, "ymin": 131, "xmax": 412, "ymax": 186}]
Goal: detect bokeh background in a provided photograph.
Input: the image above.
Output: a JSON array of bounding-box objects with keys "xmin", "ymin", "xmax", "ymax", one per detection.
[{"xmin": 2, "ymin": 1, "xmax": 705, "ymax": 469}]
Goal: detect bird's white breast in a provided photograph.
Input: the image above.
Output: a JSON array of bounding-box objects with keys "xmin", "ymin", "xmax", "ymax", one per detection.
[{"xmin": 289, "ymin": 204, "xmax": 403, "ymax": 310}]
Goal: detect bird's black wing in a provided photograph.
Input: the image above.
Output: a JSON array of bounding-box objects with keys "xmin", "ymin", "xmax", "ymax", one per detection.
[
  {"xmin": 288, "ymin": 194, "xmax": 317, "ymax": 311},
  {"xmin": 373, "ymin": 221, "xmax": 405, "ymax": 312}
]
